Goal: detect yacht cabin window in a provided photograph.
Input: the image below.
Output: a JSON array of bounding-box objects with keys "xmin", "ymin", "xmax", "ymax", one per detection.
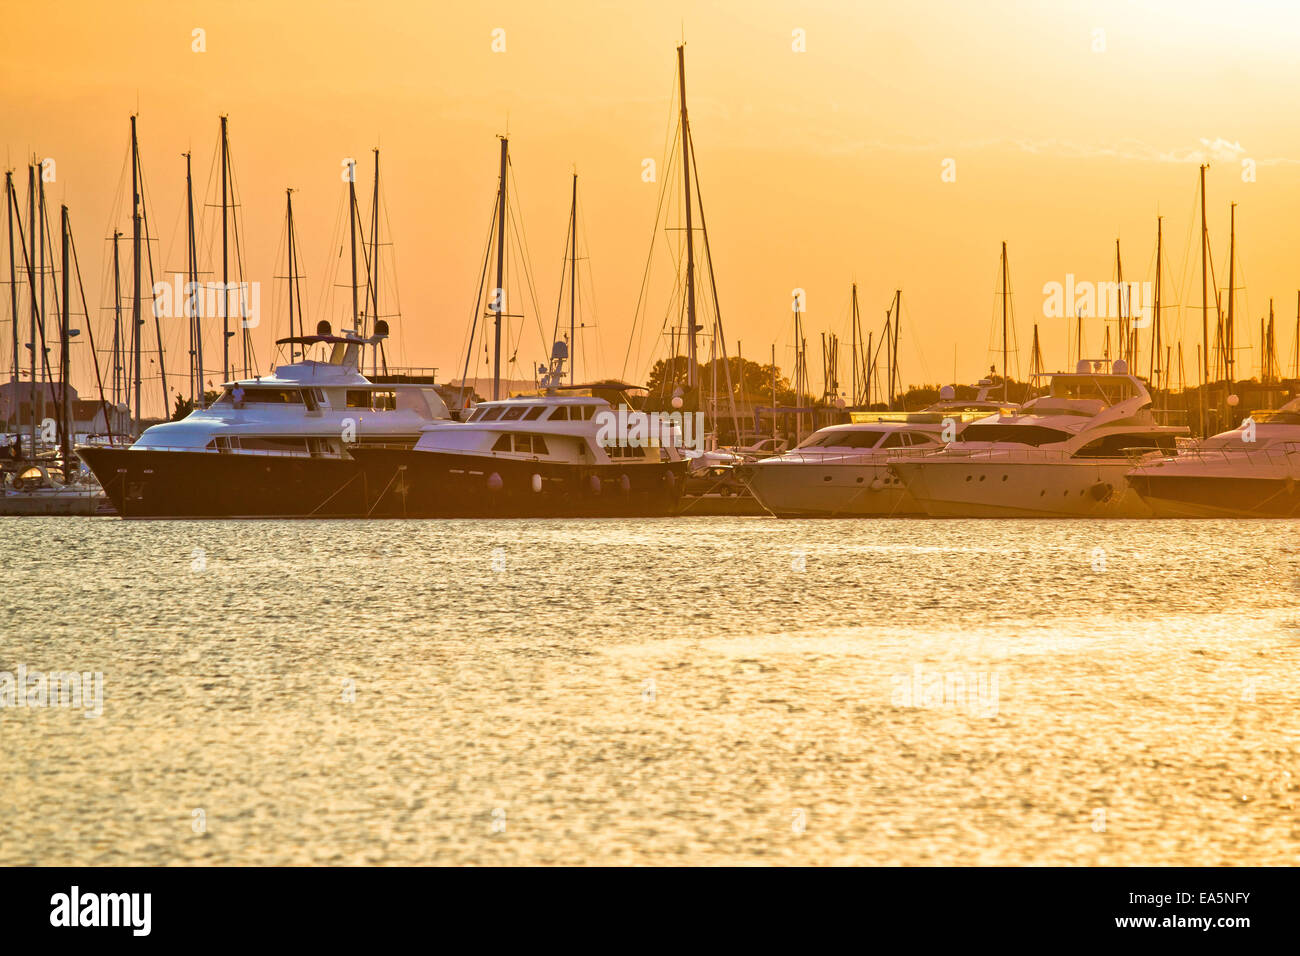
[
  {"xmin": 500, "ymin": 406, "xmax": 526, "ymax": 421},
  {"xmin": 523, "ymin": 407, "xmax": 546, "ymax": 421},
  {"xmin": 479, "ymin": 406, "xmax": 506, "ymax": 422},
  {"xmin": 549, "ymin": 406, "xmax": 570, "ymax": 421},
  {"xmin": 492, "ymin": 433, "xmax": 550, "ymax": 455},
  {"xmin": 346, "ymin": 389, "xmax": 397, "ymax": 411},
  {"xmin": 213, "ymin": 387, "xmax": 304, "ymax": 405}
]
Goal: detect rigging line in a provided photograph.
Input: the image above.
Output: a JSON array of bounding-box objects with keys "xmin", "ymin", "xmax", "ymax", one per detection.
[
  {"xmin": 376, "ymin": 173, "xmax": 405, "ymax": 367},
  {"xmin": 895, "ymin": 296, "xmax": 934, "ymax": 389},
  {"xmin": 623, "ymin": 69, "xmax": 683, "ymax": 381},
  {"xmin": 685, "ymin": 125, "xmax": 740, "ymax": 436},
  {"xmin": 137, "ymin": 154, "xmax": 172, "ymax": 412},
  {"xmin": 625, "ymin": 126, "xmax": 682, "ymax": 382},
  {"xmin": 1170, "ymin": 174, "xmax": 1201, "ymax": 368},
  {"xmin": 549, "ymin": 188, "xmax": 575, "ymax": 354},
  {"xmin": 224, "ymin": 144, "xmax": 257, "ymax": 376},
  {"xmin": 35, "ymin": 185, "xmax": 57, "ymax": 391},
  {"xmin": 68, "ymin": 211, "xmax": 113, "ymax": 443},
  {"xmin": 504, "ymin": 170, "xmax": 550, "ymax": 364},
  {"xmin": 457, "ymin": 195, "xmax": 499, "ymax": 402},
  {"xmin": 315, "ymin": 186, "xmax": 349, "ymax": 328},
  {"xmin": 576, "ymin": 192, "xmax": 606, "ymax": 378}
]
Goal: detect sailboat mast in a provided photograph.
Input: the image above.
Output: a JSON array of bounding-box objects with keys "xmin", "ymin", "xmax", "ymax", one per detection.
[
  {"xmin": 492, "ymin": 137, "xmax": 508, "ymax": 401},
  {"xmin": 370, "ymin": 148, "xmax": 381, "ymax": 376},
  {"xmin": 217, "ymin": 116, "xmax": 230, "ymax": 382},
  {"xmin": 1115, "ymin": 239, "xmax": 1125, "ymax": 367},
  {"xmin": 1000, "ymin": 241, "xmax": 1009, "ymax": 403},
  {"xmin": 131, "ymin": 118, "xmax": 143, "ymax": 433},
  {"xmin": 892, "ymin": 289, "xmax": 902, "ymax": 407},
  {"xmin": 59, "ymin": 204, "xmax": 70, "ymax": 463},
  {"xmin": 111, "ymin": 231, "xmax": 122, "ymax": 406},
  {"xmin": 26, "ymin": 166, "xmax": 37, "ymax": 457},
  {"xmin": 1199, "ymin": 163, "xmax": 1209, "ymax": 385},
  {"xmin": 286, "ymin": 188, "xmax": 297, "ymax": 360},
  {"xmin": 1226, "ymin": 202, "xmax": 1236, "ymax": 383},
  {"xmin": 38, "ymin": 168, "xmax": 47, "ymax": 444},
  {"xmin": 569, "ymin": 172, "xmax": 577, "ymax": 384},
  {"xmin": 1151, "ymin": 217, "xmax": 1162, "ymax": 389},
  {"xmin": 677, "ymin": 45, "xmax": 699, "ymax": 394},
  {"xmin": 850, "ymin": 282, "xmax": 859, "ymax": 406},
  {"xmin": 185, "ymin": 151, "xmax": 201, "ymax": 404},
  {"xmin": 348, "ymin": 160, "xmax": 359, "ymax": 334},
  {"xmin": 5, "ymin": 172, "xmax": 16, "ymax": 396}
]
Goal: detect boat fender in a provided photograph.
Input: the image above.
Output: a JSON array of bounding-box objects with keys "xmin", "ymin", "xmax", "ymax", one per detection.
[
  {"xmin": 589, "ymin": 474, "xmax": 601, "ymax": 495},
  {"xmin": 531, "ymin": 473, "xmax": 543, "ymax": 493},
  {"xmin": 1089, "ymin": 481, "xmax": 1113, "ymax": 502},
  {"xmin": 1286, "ymin": 477, "xmax": 1297, "ymax": 495},
  {"xmin": 663, "ymin": 470, "xmax": 676, "ymax": 489},
  {"xmin": 619, "ymin": 474, "xmax": 631, "ymax": 494},
  {"xmin": 10, "ymin": 476, "xmax": 21, "ymax": 491},
  {"xmin": 487, "ymin": 472, "xmax": 503, "ymax": 492},
  {"xmin": 869, "ymin": 476, "xmax": 885, "ymax": 492}
]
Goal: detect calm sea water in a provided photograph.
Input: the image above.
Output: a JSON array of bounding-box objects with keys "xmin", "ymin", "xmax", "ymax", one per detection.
[{"xmin": 1, "ymin": 516, "xmax": 1297, "ymax": 866}]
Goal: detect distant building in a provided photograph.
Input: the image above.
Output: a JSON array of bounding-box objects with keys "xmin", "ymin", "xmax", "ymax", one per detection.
[{"xmin": 0, "ymin": 379, "xmax": 131, "ymax": 436}]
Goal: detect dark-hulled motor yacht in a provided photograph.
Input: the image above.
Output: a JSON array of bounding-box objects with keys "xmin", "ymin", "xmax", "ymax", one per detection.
[
  {"xmin": 77, "ymin": 325, "xmax": 452, "ymax": 517},
  {"xmin": 350, "ymin": 345, "xmax": 689, "ymax": 517}
]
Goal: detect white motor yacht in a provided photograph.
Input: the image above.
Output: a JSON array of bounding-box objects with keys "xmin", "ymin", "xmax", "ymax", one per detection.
[
  {"xmin": 1125, "ymin": 397, "xmax": 1300, "ymax": 517},
  {"xmin": 890, "ymin": 360, "xmax": 1187, "ymax": 517},
  {"xmin": 738, "ymin": 383, "xmax": 1014, "ymax": 516}
]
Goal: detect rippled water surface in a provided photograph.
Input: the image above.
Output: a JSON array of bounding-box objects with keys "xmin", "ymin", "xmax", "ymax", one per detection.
[{"xmin": 1, "ymin": 516, "xmax": 1298, "ymax": 865}]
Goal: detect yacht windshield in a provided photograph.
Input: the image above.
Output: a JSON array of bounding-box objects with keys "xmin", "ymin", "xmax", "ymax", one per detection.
[
  {"xmin": 1049, "ymin": 376, "xmax": 1135, "ymax": 404},
  {"xmin": 797, "ymin": 430, "xmax": 883, "ymax": 449},
  {"xmin": 958, "ymin": 423, "xmax": 1071, "ymax": 446}
]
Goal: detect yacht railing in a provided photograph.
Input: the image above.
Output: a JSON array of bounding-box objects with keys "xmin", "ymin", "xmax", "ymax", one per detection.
[
  {"xmin": 889, "ymin": 447, "xmax": 1171, "ymax": 465},
  {"xmin": 120, "ymin": 444, "xmax": 345, "ymax": 459},
  {"xmin": 774, "ymin": 446, "xmax": 938, "ymax": 466},
  {"xmin": 1147, "ymin": 440, "xmax": 1300, "ymax": 466}
]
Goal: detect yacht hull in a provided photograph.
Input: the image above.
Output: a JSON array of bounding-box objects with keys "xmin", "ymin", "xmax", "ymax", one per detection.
[
  {"xmin": 1125, "ymin": 472, "xmax": 1300, "ymax": 518},
  {"xmin": 78, "ymin": 446, "xmax": 373, "ymax": 518},
  {"xmin": 891, "ymin": 458, "xmax": 1154, "ymax": 518},
  {"xmin": 350, "ymin": 447, "xmax": 688, "ymax": 518},
  {"xmin": 742, "ymin": 460, "xmax": 922, "ymax": 516}
]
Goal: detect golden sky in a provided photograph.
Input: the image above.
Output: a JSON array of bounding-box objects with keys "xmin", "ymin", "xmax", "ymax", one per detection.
[{"xmin": 4, "ymin": 0, "xmax": 1300, "ymax": 410}]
